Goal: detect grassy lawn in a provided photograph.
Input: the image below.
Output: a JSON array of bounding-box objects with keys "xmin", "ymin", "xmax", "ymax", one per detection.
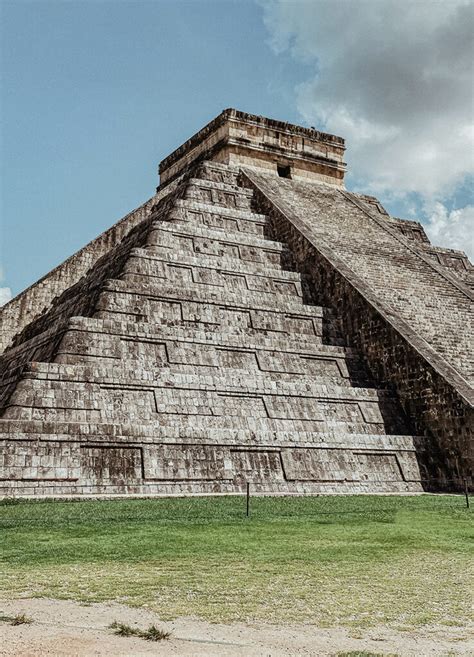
[{"xmin": 0, "ymin": 495, "xmax": 472, "ymax": 629}]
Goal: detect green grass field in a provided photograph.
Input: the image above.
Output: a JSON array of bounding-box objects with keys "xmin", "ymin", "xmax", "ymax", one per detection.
[{"xmin": 1, "ymin": 495, "xmax": 472, "ymax": 629}]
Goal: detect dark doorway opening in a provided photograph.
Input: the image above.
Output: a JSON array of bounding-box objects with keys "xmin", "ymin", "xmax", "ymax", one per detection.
[{"xmin": 277, "ymin": 164, "xmax": 292, "ymax": 179}]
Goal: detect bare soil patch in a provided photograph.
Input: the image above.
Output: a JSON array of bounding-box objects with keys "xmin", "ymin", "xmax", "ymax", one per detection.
[{"xmin": 0, "ymin": 598, "xmax": 472, "ymax": 657}]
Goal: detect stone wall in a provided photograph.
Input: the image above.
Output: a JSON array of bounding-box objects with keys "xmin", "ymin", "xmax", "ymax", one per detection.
[
  {"xmin": 242, "ymin": 170, "xmax": 473, "ymax": 486},
  {"xmin": 0, "ymin": 181, "xmax": 181, "ymax": 356}
]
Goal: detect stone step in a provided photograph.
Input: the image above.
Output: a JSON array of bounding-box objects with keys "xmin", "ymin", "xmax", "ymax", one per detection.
[
  {"xmin": 5, "ymin": 367, "xmax": 404, "ymax": 433},
  {"xmin": 174, "ymin": 196, "xmax": 264, "ymax": 222},
  {"xmin": 56, "ymin": 342, "xmax": 357, "ymax": 382},
  {"xmin": 55, "ymin": 321, "xmax": 363, "ymax": 382},
  {"xmin": 0, "ymin": 419, "xmax": 422, "ymax": 491},
  {"xmin": 183, "ymin": 178, "xmax": 254, "ymax": 211},
  {"xmin": 55, "ymin": 357, "xmax": 359, "ymax": 387},
  {"xmin": 148, "ymin": 219, "xmax": 285, "ymax": 252},
  {"xmin": 187, "ymin": 176, "xmax": 252, "ymax": 195},
  {"xmin": 119, "ymin": 414, "xmax": 399, "ymax": 437},
  {"xmin": 95, "ymin": 294, "xmax": 329, "ymax": 340},
  {"xmin": 98, "ymin": 278, "xmax": 322, "ymax": 317},
  {"xmin": 193, "ymin": 161, "xmax": 241, "ymax": 187},
  {"xmin": 144, "ymin": 241, "xmax": 294, "ymax": 278},
  {"xmin": 172, "ymin": 198, "xmax": 268, "ymax": 237},
  {"xmin": 65, "ymin": 315, "xmax": 352, "ymax": 356},
  {"xmin": 2, "ymin": 400, "xmax": 398, "ymax": 436},
  {"xmin": 170, "ymin": 198, "xmax": 268, "ymax": 223},
  {"xmin": 0, "ymin": 417, "xmax": 420, "ymax": 450},
  {"xmin": 0, "ymin": 315, "xmax": 352, "ymax": 368},
  {"xmin": 0, "ymin": 304, "xmax": 348, "ymax": 392},
  {"xmin": 128, "ymin": 247, "xmax": 301, "ymax": 282},
  {"xmin": 121, "ymin": 250, "xmax": 303, "ymax": 300},
  {"xmin": 146, "ymin": 226, "xmax": 291, "ymax": 270},
  {"xmin": 97, "ymin": 278, "xmax": 344, "ymax": 344},
  {"xmin": 19, "ymin": 361, "xmax": 376, "ymax": 396},
  {"xmin": 0, "ymin": 480, "xmax": 423, "ymax": 496},
  {"xmin": 0, "ymin": 323, "xmax": 63, "ymax": 389}
]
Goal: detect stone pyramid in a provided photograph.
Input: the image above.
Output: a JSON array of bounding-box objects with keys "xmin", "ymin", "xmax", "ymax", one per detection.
[{"xmin": 1, "ymin": 109, "xmax": 472, "ymax": 497}]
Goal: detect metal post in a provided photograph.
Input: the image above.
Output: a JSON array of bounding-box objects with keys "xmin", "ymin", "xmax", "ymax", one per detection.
[
  {"xmin": 464, "ymin": 479, "xmax": 470, "ymax": 509},
  {"xmin": 246, "ymin": 482, "xmax": 250, "ymax": 517}
]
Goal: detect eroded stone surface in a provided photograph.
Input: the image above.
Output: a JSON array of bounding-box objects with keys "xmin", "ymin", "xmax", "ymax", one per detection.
[{"xmin": 0, "ymin": 110, "xmax": 472, "ymax": 496}]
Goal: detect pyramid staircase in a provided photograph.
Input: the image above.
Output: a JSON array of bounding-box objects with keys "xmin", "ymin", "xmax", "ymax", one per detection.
[{"xmin": 0, "ymin": 161, "xmax": 424, "ymax": 496}]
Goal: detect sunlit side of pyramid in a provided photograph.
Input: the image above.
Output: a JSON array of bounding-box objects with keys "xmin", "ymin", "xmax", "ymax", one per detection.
[{"xmin": 1, "ymin": 109, "xmax": 472, "ymax": 497}]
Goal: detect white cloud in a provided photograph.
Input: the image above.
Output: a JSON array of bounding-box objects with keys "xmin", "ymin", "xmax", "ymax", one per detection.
[
  {"xmin": 261, "ymin": 0, "xmax": 474, "ymax": 258},
  {"xmin": 0, "ymin": 287, "xmax": 12, "ymax": 307},
  {"xmin": 423, "ymin": 202, "xmax": 474, "ymax": 259}
]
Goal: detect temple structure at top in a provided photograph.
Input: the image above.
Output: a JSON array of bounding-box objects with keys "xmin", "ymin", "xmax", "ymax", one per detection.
[{"xmin": 159, "ymin": 108, "xmax": 346, "ymax": 187}]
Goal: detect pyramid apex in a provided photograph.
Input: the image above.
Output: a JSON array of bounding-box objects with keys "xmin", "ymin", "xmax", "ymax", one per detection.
[{"xmin": 159, "ymin": 109, "xmax": 346, "ymax": 187}]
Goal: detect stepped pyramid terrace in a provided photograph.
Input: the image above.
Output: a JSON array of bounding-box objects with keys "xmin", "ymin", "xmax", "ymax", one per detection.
[{"xmin": 0, "ymin": 108, "xmax": 472, "ymax": 497}]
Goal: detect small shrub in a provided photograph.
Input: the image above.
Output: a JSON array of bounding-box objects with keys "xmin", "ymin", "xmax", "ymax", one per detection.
[
  {"xmin": 142, "ymin": 624, "xmax": 171, "ymax": 641},
  {"xmin": 10, "ymin": 613, "xmax": 33, "ymax": 626},
  {"xmin": 109, "ymin": 620, "xmax": 170, "ymax": 641},
  {"xmin": 0, "ymin": 613, "xmax": 33, "ymax": 626},
  {"xmin": 109, "ymin": 621, "xmax": 141, "ymax": 637}
]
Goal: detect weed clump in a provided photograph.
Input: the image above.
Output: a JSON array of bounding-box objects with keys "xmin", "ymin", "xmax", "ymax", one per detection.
[
  {"xmin": 0, "ymin": 613, "xmax": 33, "ymax": 626},
  {"xmin": 109, "ymin": 621, "xmax": 138, "ymax": 637},
  {"xmin": 109, "ymin": 620, "xmax": 170, "ymax": 641},
  {"xmin": 141, "ymin": 624, "xmax": 171, "ymax": 641}
]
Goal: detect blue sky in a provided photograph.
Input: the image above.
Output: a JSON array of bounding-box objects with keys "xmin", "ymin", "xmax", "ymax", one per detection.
[{"xmin": 1, "ymin": 0, "xmax": 473, "ymax": 300}]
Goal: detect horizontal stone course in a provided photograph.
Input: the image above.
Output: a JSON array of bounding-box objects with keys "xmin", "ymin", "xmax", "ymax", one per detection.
[
  {"xmin": 120, "ymin": 254, "xmax": 303, "ymax": 300},
  {"xmin": 147, "ymin": 219, "xmax": 286, "ymax": 252},
  {"xmin": 0, "ymin": 418, "xmax": 419, "ymax": 447},
  {"xmin": 99, "ymin": 278, "xmax": 317, "ymax": 314},
  {"xmin": 127, "ymin": 247, "xmax": 300, "ymax": 280},
  {"xmin": 171, "ymin": 200, "xmax": 268, "ymax": 237}
]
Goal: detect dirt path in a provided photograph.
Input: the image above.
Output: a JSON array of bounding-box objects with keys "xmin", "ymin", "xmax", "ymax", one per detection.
[{"xmin": 0, "ymin": 598, "xmax": 472, "ymax": 656}]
